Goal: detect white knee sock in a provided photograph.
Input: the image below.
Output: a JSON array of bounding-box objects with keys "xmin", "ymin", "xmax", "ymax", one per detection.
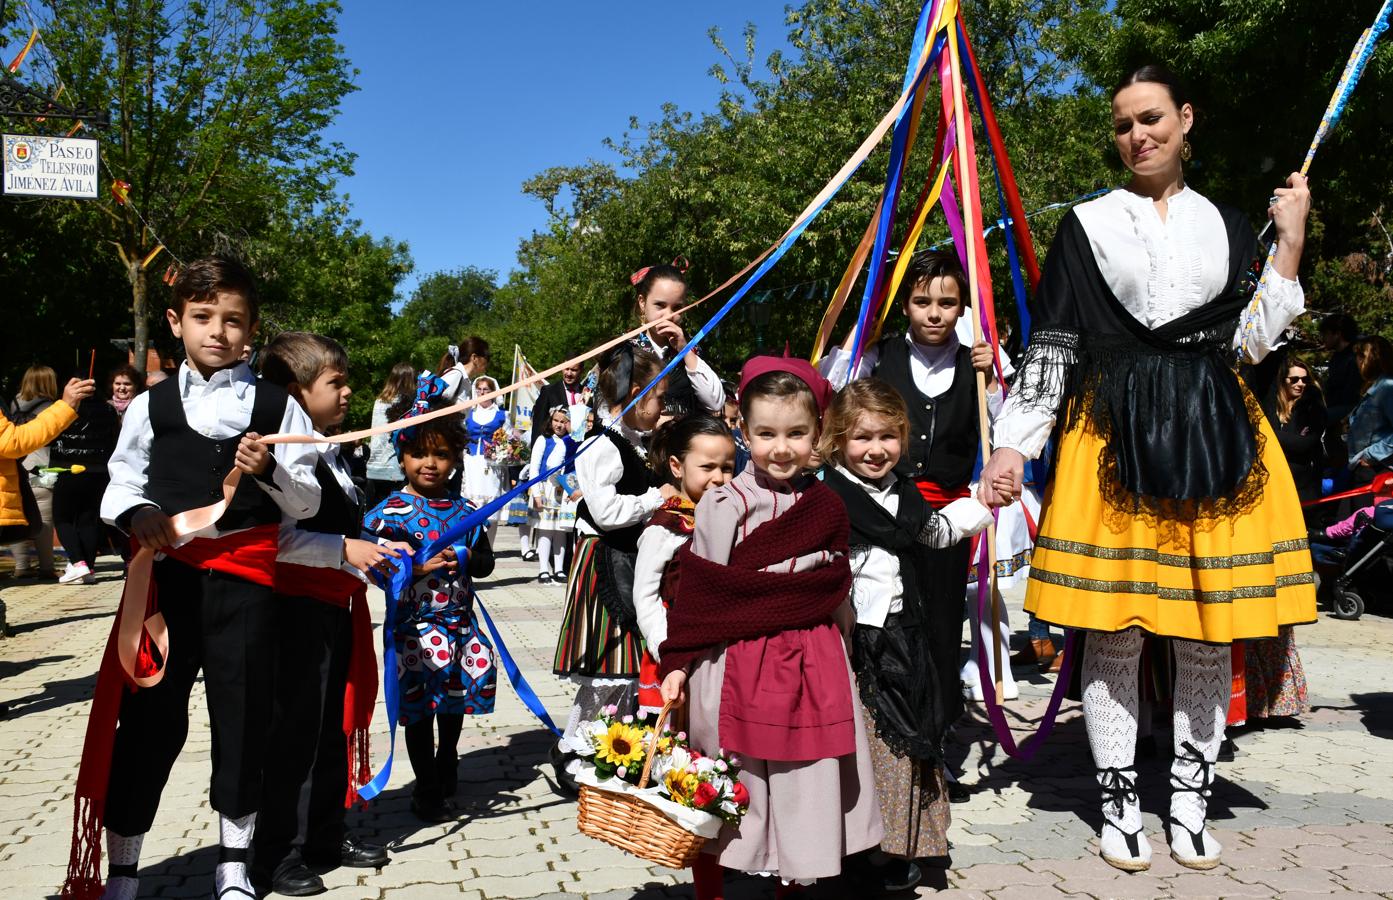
[
  {"xmin": 101, "ymin": 830, "xmax": 143, "ymax": 900},
  {"xmin": 1169, "ymin": 639, "xmax": 1228, "ymax": 861},
  {"xmin": 519, "ymin": 524, "xmax": 531, "ymax": 556},
  {"xmin": 215, "ymin": 812, "xmax": 256, "ymax": 897},
  {"xmin": 537, "ymin": 533, "xmax": 554, "ymax": 576},
  {"xmin": 1082, "ymin": 629, "xmax": 1150, "ymax": 866},
  {"xmin": 550, "ymin": 533, "xmax": 567, "ymax": 574}
]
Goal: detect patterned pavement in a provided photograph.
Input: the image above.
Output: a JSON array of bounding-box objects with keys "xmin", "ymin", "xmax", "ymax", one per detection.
[{"xmin": 0, "ymin": 531, "xmax": 1390, "ymax": 899}]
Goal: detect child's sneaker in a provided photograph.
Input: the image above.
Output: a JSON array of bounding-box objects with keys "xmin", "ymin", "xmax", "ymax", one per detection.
[{"xmin": 58, "ymin": 561, "xmax": 91, "ymax": 584}]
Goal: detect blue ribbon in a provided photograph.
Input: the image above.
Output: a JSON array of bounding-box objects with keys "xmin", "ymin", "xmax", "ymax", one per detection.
[
  {"xmin": 357, "ymin": 547, "xmax": 413, "ymax": 802},
  {"xmin": 468, "ymin": 583, "xmax": 563, "ymax": 738}
]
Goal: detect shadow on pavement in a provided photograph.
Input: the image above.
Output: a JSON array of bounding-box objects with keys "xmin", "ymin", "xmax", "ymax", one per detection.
[{"xmin": 1350, "ymin": 691, "xmax": 1393, "ymax": 738}]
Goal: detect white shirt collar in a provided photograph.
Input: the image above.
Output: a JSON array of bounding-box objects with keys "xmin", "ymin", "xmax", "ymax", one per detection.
[
  {"xmin": 179, "ymin": 360, "xmax": 254, "ymax": 399},
  {"xmin": 833, "ymin": 462, "xmax": 897, "ymax": 495},
  {"xmin": 905, "ymin": 329, "xmax": 960, "ymax": 368}
]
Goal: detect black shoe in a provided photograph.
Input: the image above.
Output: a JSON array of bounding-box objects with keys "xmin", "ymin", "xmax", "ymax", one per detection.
[
  {"xmin": 269, "ymin": 860, "xmax": 325, "ymax": 897},
  {"xmin": 549, "ymin": 743, "xmax": 581, "ymax": 798},
  {"xmin": 554, "ymin": 570, "xmax": 568, "ymax": 582},
  {"xmin": 1217, "ymin": 738, "xmax": 1238, "ymax": 762},
  {"xmin": 874, "ymin": 858, "xmax": 923, "ymax": 893},
  {"xmin": 947, "ymin": 781, "xmax": 972, "ymax": 804},
  {"xmin": 538, "ymin": 572, "xmax": 553, "ymax": 584},
  {"xmin": 411, "ymin": 795, "xmax": 457, "ymax": 823},
  {"xmin": 522, "ymin": 550, "xmax": 539, "ymax": 562},
  {"xmin": 337, "ymin": 837, "xmax": 389, "ymax": 868}
]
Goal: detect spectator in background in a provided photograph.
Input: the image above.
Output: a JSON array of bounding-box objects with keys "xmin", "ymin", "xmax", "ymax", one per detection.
[
  {"xmin": 366, "ymin": 362, "xmax": 416, "ymax": 508},
  {"xmin": 1346, "ymin": 335, "xmax": 1393, "ymax": 488},
  {"xmin": 107, "ymin": 364, "xmax": 144, "ymax": 420},
  {"xmin": 6, "ymin": 366, "xmax": 60, "ymax": 578},
  {"xmin": 51, "ymin": 380, "xmax": 121, "ymax": 584},
  {"xmin": 438, "ymin": 336, "xmax": 491, "ymax": 405},
  {"xmin": 530, "ymin": 361, "xmax": 591, "ymax": 447},
  {"xmin": 1321, "ymin": 314, "xmax": 1360, "ymax": 467},
  {"xmin": 1261, "ymin": 355, "xmax": 1327, "ymax": 515}
]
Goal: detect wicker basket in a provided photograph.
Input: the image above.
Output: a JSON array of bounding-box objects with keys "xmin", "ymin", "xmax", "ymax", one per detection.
[{"xmin": 575, "ymin": 701, "xmax": 708, "ymax": 868}]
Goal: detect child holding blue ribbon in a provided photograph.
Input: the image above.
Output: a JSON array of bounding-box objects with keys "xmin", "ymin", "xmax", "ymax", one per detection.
[{"xmin": 362, "ymin": 376, "xmax": 497, "ymax": 824}]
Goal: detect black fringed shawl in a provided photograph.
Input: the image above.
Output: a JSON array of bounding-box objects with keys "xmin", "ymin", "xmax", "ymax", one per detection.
[{"xmin": 1016, "ymin": 204, "xmax": 1268, "ymax": 518}]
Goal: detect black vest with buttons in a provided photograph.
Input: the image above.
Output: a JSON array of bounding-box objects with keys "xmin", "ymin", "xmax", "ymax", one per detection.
[
  {"xmin": 145, "ymin": 375, "xmax": 288, "ymax": 530},
  {"xmin": 296, "ymin": 455, "xmax": 362, "ymax": 538},
  {"xmin": 874, "ymin": 336, "xmax": 980, "ymax": 490}
]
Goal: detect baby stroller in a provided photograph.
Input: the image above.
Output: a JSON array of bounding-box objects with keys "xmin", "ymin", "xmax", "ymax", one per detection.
[{"xmin": 1309, "ymin": 491, "xmax": 1393, "ymax": 621}]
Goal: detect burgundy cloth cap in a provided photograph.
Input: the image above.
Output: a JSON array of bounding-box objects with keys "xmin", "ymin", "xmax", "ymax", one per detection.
[{"xmin": 738, "ymin": 353, "xmax": 833, "ymax": 414}]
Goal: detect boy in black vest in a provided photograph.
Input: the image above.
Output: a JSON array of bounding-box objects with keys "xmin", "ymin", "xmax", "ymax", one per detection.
[
  {"xmin": 819, "ymin": 250, "xmax": 1000, "ymax": 730},
  {"xmin": 88, "ymin": 257, "xmax": 322, "ymax": 900},
  {"xmin": 253, "ymin": 332, "xmax": 398, "ymax": 896}
]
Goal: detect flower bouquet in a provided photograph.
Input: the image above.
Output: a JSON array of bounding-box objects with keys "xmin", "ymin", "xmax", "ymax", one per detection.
[
  {"xmin": 574, "ymin": 702, "xmax": 748, "ymax": 868},
  {"xmin": 485, "ymin": 427, "xmax": 529, "ymax": 467}
]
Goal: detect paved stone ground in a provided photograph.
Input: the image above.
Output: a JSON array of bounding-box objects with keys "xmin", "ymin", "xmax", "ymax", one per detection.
[{"xmin": 1, "ymin": 531, "xmax": 1391, "ymax": 899}]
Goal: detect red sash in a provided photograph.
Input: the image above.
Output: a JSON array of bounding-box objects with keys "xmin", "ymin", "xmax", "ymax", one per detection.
[
  {"xmin": 64, "ymin": 525, "xmax": 277, "ymax": 900},
  {"xmin": 915, "ymin": 478, "xmax": 970, "ymax": 508},
  {"xmin": 274, "ymin": 562, "xmax": 379, "ymax": 804}
]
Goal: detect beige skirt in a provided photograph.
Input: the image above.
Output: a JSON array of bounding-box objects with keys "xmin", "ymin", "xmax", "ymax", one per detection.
[
  {"xmin": 686, "ymin": 643, "xmax": 884, "ymax": 881},
  {"xmin": 861, "ymin": 703, "xmax": 950, "ymax": 859}
]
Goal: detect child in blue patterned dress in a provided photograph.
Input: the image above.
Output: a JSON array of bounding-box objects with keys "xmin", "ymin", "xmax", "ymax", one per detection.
[{"xmin": 361, "ymin": 377, "xmax": 496, "ymax": 823}]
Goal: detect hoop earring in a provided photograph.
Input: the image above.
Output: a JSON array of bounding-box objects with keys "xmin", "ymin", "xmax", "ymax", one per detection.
[{"xmin": 1181, "ymin": 140, "xmax": 1193, "ymax": 162}]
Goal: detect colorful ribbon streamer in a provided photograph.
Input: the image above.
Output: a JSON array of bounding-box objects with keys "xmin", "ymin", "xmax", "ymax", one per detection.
[{"xmin": 6, "ymin": 27, "xmax": 38, "ymax": 73}]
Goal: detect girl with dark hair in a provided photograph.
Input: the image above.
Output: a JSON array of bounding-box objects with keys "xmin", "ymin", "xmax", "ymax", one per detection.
[
  {"xmin": 630, "ymin": 263, "xmax": 726, "ymax": 415},
  {"xmin": 438, "ymin": 336, "xmax": 491, "ymax": 404},
  {"xmin": 366, "ymin": 362, "xmax": 416, "ymax": 507},
  {"xmin": 550, "ymin": 344, "xmax": 675, "ymax": 794},
  {"xmin": 980, "ymin": 63, "xmax": 1315, "ymax": 872},
  {"xmin": 460, "ymin": 375, "xmax": 508, "ymax": 545},
  {"xmin": 363, "ymin": 377, "xmax": 496, "ymax": 823},
  {"xmin": 632, "ymin": 414, "xmax": 735, "ymax": 717}
]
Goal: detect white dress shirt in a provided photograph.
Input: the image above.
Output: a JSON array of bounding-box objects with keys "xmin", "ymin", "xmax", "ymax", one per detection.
[
  {"xmin": 837, "ymin": 463, "xmax": 994, "ymax": 627},
  {"xmin": 636, "ymin": 335, "xmax": 727, "ymax": 413},
  {"xmin": 101, "ymin": 362, "xmax": 322, "ymax": 539},
  {"xmin": 632, "ymin": 522, "xmax": 688, "ymax": 660},
  {"xmin": 994, "ymin": 187, "xmax": 1306, "ymax": 459},
  {"xmin": 573, "ymin": 414, "xmax": 663, "ymax": 538},
  {"xmin": 820, "ymin": 329, "xmax": 1004, "ymax": 420},
  {"xmin": 277, "ymin": 437, "xmax": 367, "ymax": 581}
]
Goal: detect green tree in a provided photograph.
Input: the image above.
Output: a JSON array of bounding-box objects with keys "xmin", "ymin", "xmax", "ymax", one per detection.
[{"xmin": 5, "ymin": 0, "xmax": 358, "ymax": 373}]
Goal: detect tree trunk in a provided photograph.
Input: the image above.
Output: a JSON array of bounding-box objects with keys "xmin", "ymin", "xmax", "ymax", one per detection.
[{"xmin": 130, "ymin": 260, "xmax": 149, "ymax": 377}]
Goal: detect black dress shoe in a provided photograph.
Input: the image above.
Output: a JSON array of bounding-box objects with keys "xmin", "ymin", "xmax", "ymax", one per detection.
[
  {"xmin": 270, "ymin": 860, "xmax": 325, "ymax": 897},
  {"xmin": 947, "ymin": 781, "xmax": 972, "ymax": 804},
  {"xmin": 1217, "ymin": 737, "xmax": 1238, "ymax": 762},
  {"xmin": 304, "ymin": 837, "xmax": 389, "ymax": 870},
  {"xmin": 549, "ymin": 743, "xmax": 581, "ymax": 798},
  {"xmin": 411, "ymin": 795, "xmax": 457, "ymax": 823}
]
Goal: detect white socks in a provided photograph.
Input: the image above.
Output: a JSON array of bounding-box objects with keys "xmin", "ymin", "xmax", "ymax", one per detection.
[
  {"xmin": 1082, "ymin": 629, "xmax": 1151, "ymax": 871},
  {"xmin": 1169, "ymin": 640, "xmax": 1228, "ymax": 869},
  {"xmin": 214, "ymin": 812, "xmax": 256, "ymax": 898},
  {"xmin": 101, "ymin": 830, "xmax": 143, "ymax": 900}
]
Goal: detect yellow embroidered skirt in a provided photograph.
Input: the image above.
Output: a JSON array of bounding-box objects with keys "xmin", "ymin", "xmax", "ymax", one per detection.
[{"xmin": 1024, "ymin": 413, "xmax": 1317, "ymax": 644}]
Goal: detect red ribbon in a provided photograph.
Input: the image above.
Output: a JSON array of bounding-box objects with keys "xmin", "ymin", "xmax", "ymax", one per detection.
[{"xmin": 629, "ymin": 255, "xmax": 692, "ymax": 286}]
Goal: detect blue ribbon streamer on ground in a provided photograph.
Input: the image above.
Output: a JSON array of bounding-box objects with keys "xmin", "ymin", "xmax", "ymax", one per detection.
[{"xmin": 469, "ymin": 586, "xmax": 563, "ymax": 738}]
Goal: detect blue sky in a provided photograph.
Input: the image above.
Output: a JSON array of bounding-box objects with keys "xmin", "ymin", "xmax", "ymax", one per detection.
[{"xmin": 326, "ymin": 2, "xmax": 795, "ymax": 299}]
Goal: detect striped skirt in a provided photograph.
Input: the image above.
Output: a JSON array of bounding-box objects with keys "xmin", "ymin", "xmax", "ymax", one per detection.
[{"xmin": 552, "ymin": 535, "xmax": 643, "ymax": 678}]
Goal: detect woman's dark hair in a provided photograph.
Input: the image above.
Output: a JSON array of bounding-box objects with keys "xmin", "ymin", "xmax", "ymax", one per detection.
[
  {"xmin": 1112, "ymin": 63, "xmax": 1191, "ymax": 111},
  {"xmin": 1353, "ymin": 336, "xmax": 1393, "ymax": 390},
  {"xmin": 649, "ymin": 414, "xmax": 733, "ymax": 482},
  {"xmin": 378, "ymin": 361, "xmax": 417, "ymax": 404},
  {"xmin": 107, "ymin": 363, "xmax": 145, "ymax": 397},
  {"xmin": 438, "ymin": 335, "xmax": 491, "ymax": 373},
  {"xmin": 634, "ymin": 264, "xmax": 688, "ymax": 300},
  {"xmin": 1321, "ymin": 313, "xmax": 1359, "ymax": 343},
  {"xmin": 597, "ymin": 343, "xmax": 663, "ymax": 409},
  {"xmin": 738, "ymin": 370, "xmax": 820, "ymax": 423},
  {"xmin": 895, "ymin": 250, "xmax": 969, "ymax": 310}
]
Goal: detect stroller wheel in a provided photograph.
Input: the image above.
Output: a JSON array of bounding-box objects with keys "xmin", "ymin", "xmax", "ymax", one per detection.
[{"xmin": 1331, "ymin": 588, "xmax": 1365, "ymax": 621}]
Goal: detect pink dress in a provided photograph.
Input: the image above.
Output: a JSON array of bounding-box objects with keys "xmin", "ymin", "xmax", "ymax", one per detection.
[{"xmin": 686, "ymin": 468, "xmax": 883, "ymax": 881}]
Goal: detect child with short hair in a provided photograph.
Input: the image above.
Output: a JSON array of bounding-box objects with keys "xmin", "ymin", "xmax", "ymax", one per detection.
[
  {"xmin": 361, "ymin": 377, "xmax": 497, "ymax": 824},
  {"xmin": 659, "ymin": 357, "xmax": 882, "ymax": 895},
  {"xmin": 252, "ymin": 332, "xmax": 394, "ymax": 895},
  {"xmin": 75, "ymin": 256, "xmax": 322, "ymax": 900},
  {"xmin": 820, "ymin": 378, "xmax": 992, "ymax": 882},
  {"xmin": 550, "ymin": 344, "xmax": 676, "ymax": 793},
  {"xmin": 633, "ymin": 414, "xmax": 736, "ymax": 717}
]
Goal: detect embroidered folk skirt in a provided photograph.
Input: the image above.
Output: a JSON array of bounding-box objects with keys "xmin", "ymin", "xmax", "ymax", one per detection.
[
  {"xmin": 552, "ymin": 535, "xmax": 643, "ymax": 678},
  {"xmin": 1025, "ymin": 415, "xmax": 1317, "ymax": 644}
]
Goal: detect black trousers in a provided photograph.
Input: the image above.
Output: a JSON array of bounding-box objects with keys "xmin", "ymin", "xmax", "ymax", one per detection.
[
  {"xmin": 105, "ymin": 558, "xmax": 275, "ymax": 836},
  {"xmin": 254, "ymin": 594, "xmax": 353, "ymax": 872},
  {"xmin": 52, "ymin": 470, "xmax": 109, "ymax": 568}
]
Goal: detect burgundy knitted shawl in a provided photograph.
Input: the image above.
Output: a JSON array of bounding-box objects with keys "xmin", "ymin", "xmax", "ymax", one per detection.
[{"xmin": 658, "ymin": 481, "xmax": 851, "ymax": 678}]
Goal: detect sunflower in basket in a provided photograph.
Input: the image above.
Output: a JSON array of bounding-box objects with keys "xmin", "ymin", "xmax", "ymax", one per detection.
[{"xmin": 594, "ymin": 721, "xmax": 647, "ymax": 781}]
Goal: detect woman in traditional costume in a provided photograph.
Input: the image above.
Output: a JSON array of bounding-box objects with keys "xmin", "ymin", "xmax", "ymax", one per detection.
[{"xmin": 980, "ymin": 64, "xmax": 1315, "ymax": 873}]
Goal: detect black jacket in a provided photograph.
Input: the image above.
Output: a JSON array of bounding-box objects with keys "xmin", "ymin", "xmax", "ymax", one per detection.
[
  {"xmin": 50, "ymin": 397, "xmax": 120, "ymax": 473},
  {"xmin": 529, "ymin": 380, "xmax": 591, "ymax": 447}
]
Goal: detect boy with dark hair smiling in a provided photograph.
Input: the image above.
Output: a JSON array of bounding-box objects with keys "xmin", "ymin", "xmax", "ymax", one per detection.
[
  {"xmin": 71, "ymin": 256, "xmax": 322, "ymax": 900},
  {"xmin": 252, "ymin": 332, "xmax": 395, "ymax": 896}
]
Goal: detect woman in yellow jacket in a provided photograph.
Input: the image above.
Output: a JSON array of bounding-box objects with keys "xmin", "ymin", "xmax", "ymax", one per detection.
[{"xmin": 1, "ymin": 375, "xmax": 94, "ymax": 635}]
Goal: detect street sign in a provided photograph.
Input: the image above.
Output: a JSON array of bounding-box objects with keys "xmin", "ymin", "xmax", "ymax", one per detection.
[{"xmin": 3, "ymin": 133, "xmax": 99, "ymax": 198}]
